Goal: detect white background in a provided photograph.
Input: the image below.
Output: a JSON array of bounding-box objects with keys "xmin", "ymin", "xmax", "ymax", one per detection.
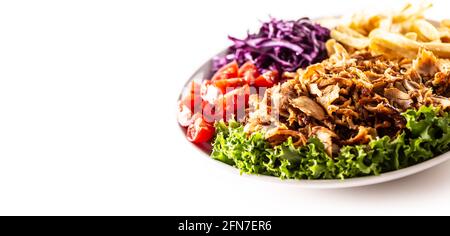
[{"xmin": 1, "ymin": 0, "xmax": 450, "ymax": 216}]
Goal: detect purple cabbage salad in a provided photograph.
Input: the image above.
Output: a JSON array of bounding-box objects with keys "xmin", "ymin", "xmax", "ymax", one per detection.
[{"xmin": 213, "ymin": 17, "xmax": 330, "ymax": 75}]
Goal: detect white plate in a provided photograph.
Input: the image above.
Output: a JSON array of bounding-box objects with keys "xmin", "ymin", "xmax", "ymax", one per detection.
[{"xmin": 178, "ymin": 19, "xmax": 450, "ymax": 189}]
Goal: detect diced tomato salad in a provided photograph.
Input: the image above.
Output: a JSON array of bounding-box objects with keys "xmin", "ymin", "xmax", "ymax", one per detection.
[{"xmin": 177, "ymin": 61, "xmax": 278, "ymax": 143}]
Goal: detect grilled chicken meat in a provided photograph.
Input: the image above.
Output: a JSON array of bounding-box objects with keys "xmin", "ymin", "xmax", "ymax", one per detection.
[{"xmin": 245, "ymin": 39, "xmax": 450, "ymax": 156}]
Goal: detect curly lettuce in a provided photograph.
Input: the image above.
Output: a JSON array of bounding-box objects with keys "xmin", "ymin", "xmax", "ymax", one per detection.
[{"xmin": 211, "ymin": 106, "xmax": 450, "ymax": 180}]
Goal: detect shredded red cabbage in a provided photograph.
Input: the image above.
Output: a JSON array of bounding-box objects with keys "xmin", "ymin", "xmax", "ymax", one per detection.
[{"xmin": 213, "ymin": 17, "xmax": 330, "ymax": 74}]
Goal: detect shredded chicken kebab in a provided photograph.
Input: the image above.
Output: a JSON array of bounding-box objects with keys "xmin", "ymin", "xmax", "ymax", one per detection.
[{"xmin": 245, "ymin": 39, "xmax": 450, "ymax": 156}]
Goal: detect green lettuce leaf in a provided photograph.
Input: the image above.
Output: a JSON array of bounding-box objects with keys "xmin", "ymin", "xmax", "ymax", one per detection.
[{"xmin": 211, "ymin": 106, "xmax": 450, "ymax": 180}]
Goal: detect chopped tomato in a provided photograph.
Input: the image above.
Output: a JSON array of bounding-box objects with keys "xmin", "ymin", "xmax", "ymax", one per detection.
[
  {"xmin": 177, "ymin": 103, "xmax": 202, "ymax": 127},
  {"xmin": 211, "ymin": 61, "xmax": 239, "ymax": 81},
  {"xmin": 187, "ymin": 80, "xmax": 201, "ymax": 95},
  {"xmin": 180, "ymin": 81, "xmax": 202, "ymax": 113},
  {"xmin": 179, "ymin": 61, "xmax": 279, "ymax": 143},
  {"xmin": 180, "ymin": 93, "xmax": 202, "ymax": 113},
  {"xmin": 214, "ymin": 78, "xmax": 247, "ymax": 94},
  {"xmin": 250, "ymin": 71, "xmax": 278, "ymax": 88},
  {"xmin": 186, "ymin": 116, "xmax": 215, "ymax": 143},
  {"xmin": 202, "ymin": 101, "xmax": 222, "ymax": 124},
  {"xmin": 238, "ymin": 61, "xmax": 260, "ymax": 82}
]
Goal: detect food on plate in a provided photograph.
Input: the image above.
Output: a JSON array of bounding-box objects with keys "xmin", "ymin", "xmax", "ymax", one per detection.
[{"xmin": 177, "ymin": 3, "xmax": 450, "ymax": 180}]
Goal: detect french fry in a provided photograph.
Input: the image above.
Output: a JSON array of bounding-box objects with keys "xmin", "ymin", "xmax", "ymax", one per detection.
[
  {"xmin": 331, "ymin": 25, "xmax": 370, "ymax": 49},
  {"xmin": 331, "ymin": 29, "xmax": 369, "ymax": 49},
  {"xmin": 378, "ymin": 18, "xmax": 393, "ymax": 31},
  {"xmin": 327, "ymin": 4, "xmax": 450, "ymax": 59},
  {"xmin": 410, "ymin": 19, "xmax": 440, "ymax": 42},
  {"xmin": 335, "ymin": 25, "xmax": 367, "ymax": 38},
  {"xmin": 369, "ymin": 30, "xmax": 420, "ymax": 58},
  {"xmin": 349, "ymin": 14, "xmax": 390, "ymax": 36},
  {"xmin": 422, "ymin": 42, "xmax": 450, "ymax": 58},
  {"xmin": 331, "ymin": 3, "xmax": 450, "ymax": 59},
  {"xmin": 441, "ymin": 19, "xmax": 450, "ymax": 28},
  {"xmin": 405, "ymin": 32, "xmax": 418, "ymax": 40},
  {"xmin": 350, "ymin": 13, "xmax": 371, "ymax": 36},
  {"xmin": 369, "ymin": 29, "xmax": 450, "ymax": 59},
  {"xmin": 393, "ymin": 2, "xmax": 431, "ymax": 23}
]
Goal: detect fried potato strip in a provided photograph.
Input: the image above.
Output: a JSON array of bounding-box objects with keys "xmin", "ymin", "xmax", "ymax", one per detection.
[{"xmin": 330, "ymin": 3, "xmax": 450, "ymax": 58}]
